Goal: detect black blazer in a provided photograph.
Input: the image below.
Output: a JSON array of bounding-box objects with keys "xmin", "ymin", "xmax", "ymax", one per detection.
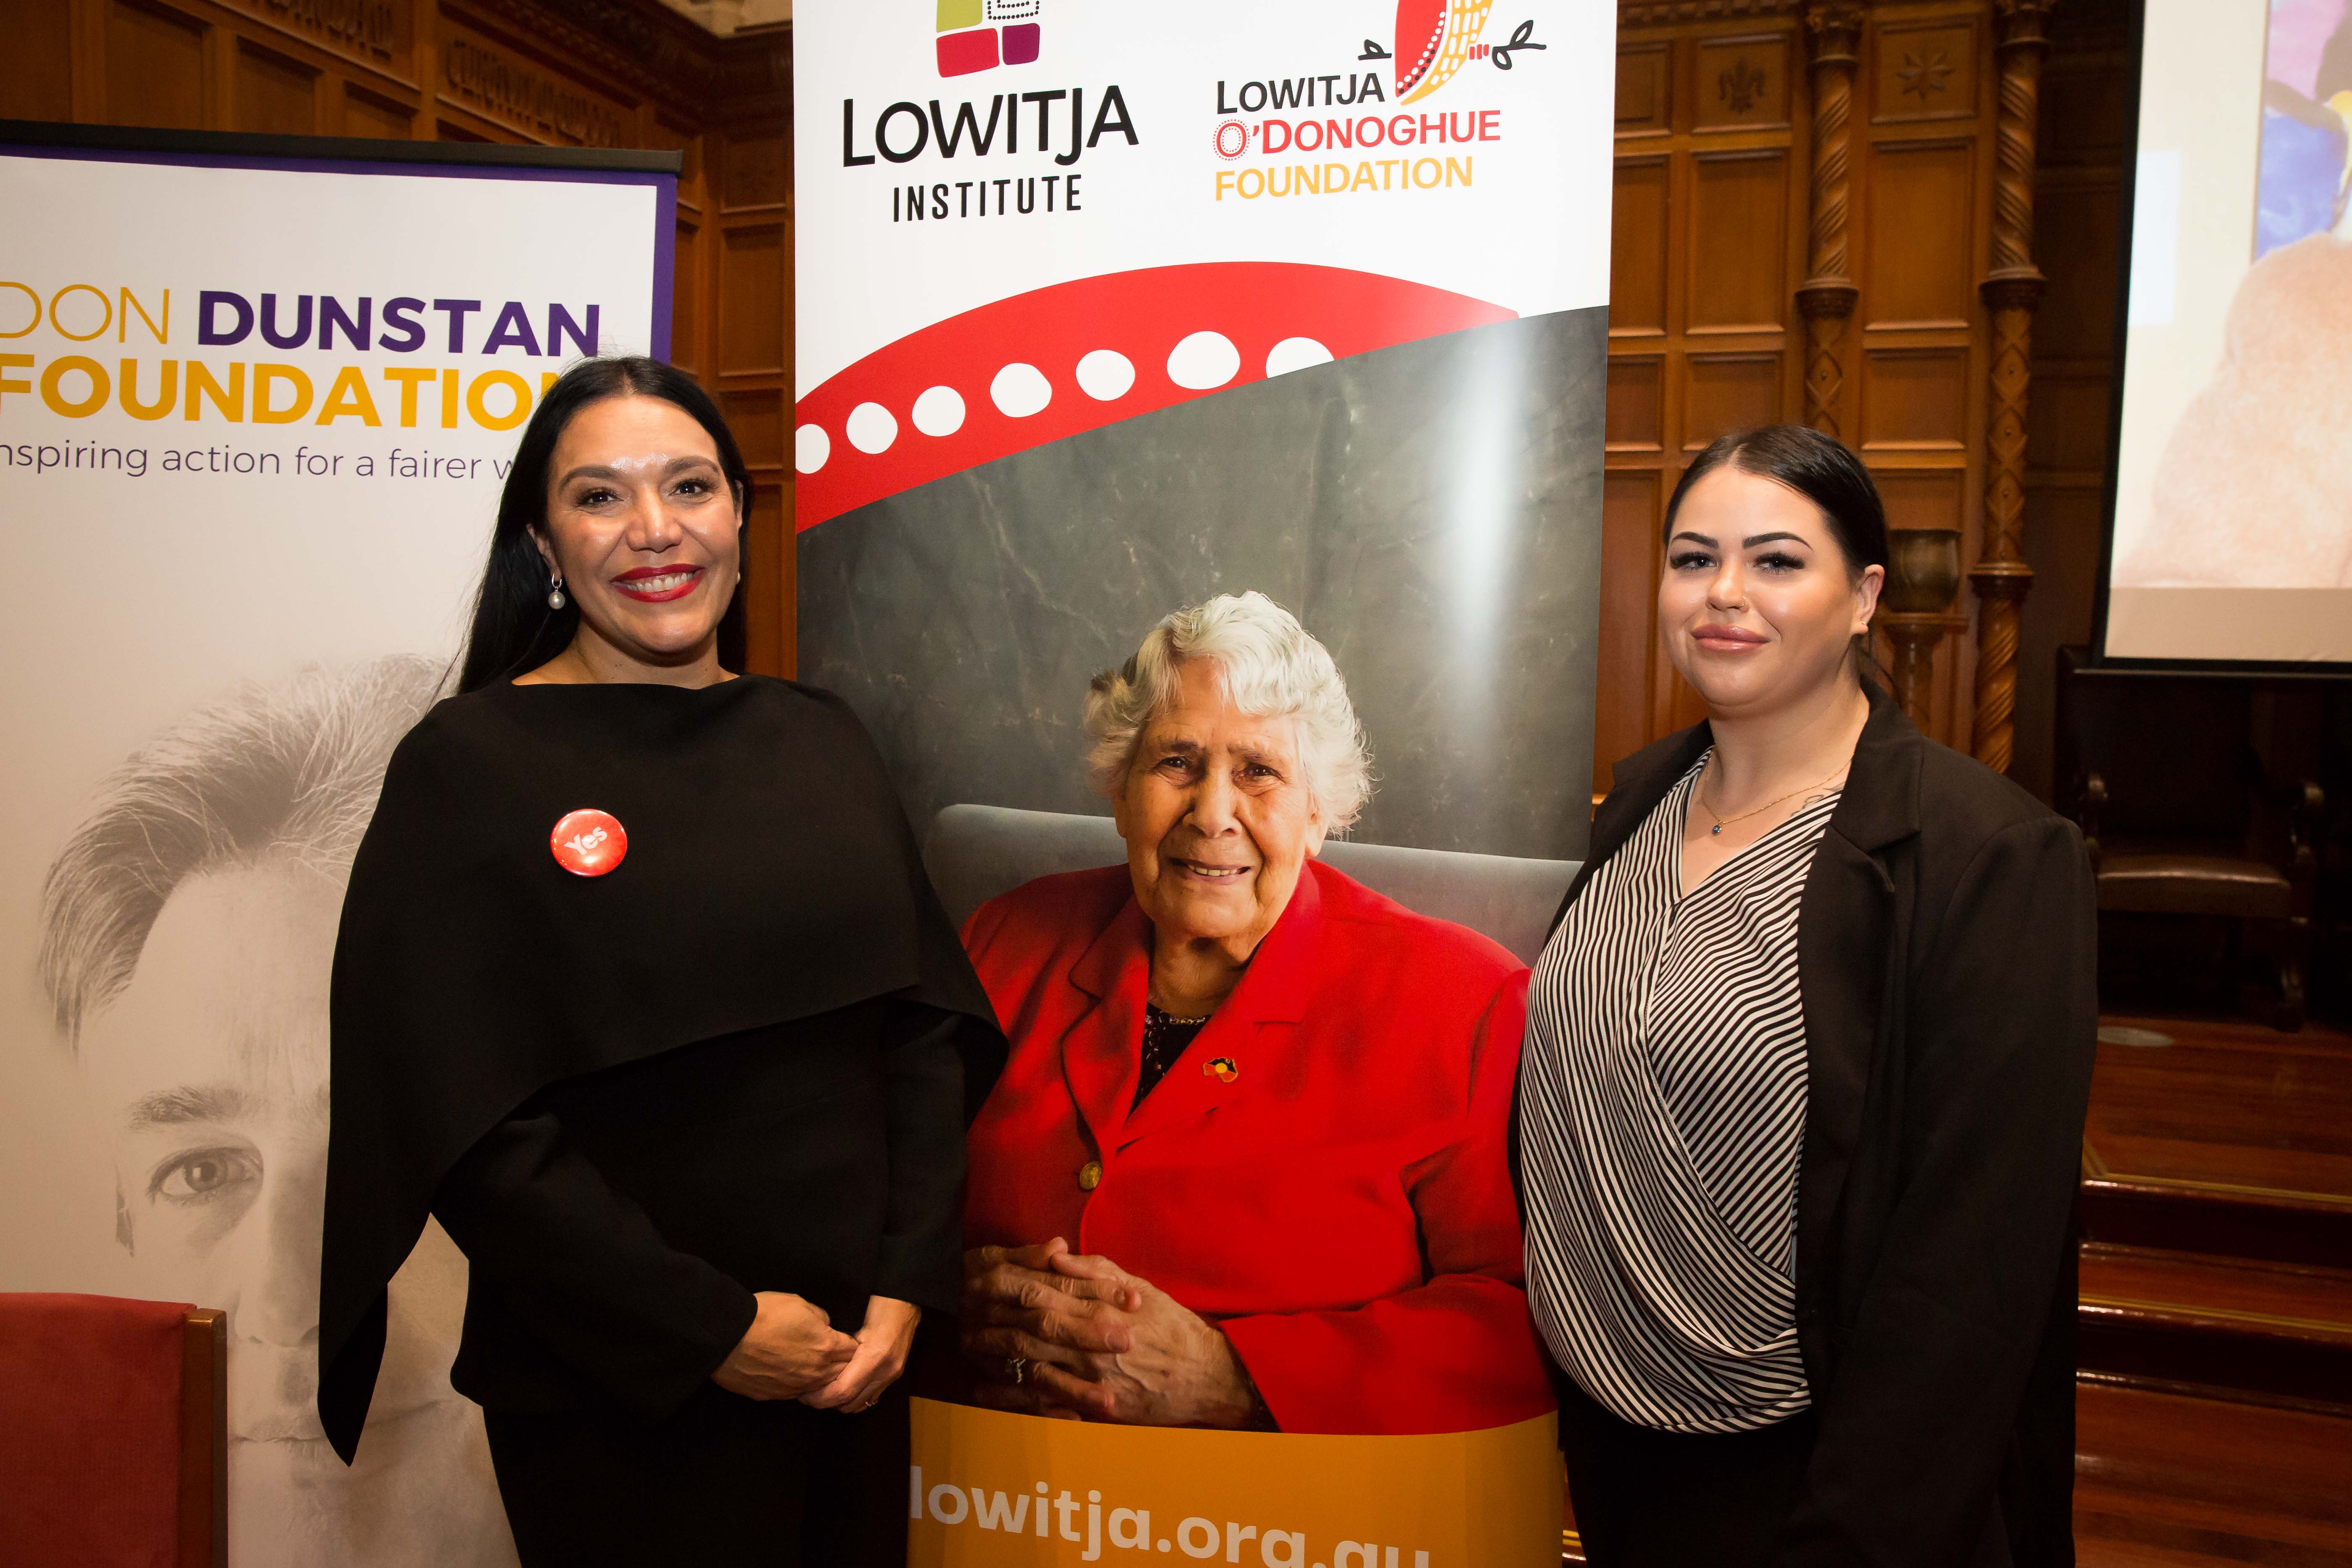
[{"xmin": 1519, "ymin": 683, "xmax": 2097, "ymax": 1568}]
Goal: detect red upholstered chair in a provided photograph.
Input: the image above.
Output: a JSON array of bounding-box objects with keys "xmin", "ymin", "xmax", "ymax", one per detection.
[{"xmin": 0, "ymin": 1293, "xmax": 226, "ymax": 1568}]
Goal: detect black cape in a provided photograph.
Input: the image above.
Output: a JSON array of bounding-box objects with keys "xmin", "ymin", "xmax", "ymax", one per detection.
[{"xmin": 317, "ymin": 676, "xmax": 1002, "ymax": 1462}]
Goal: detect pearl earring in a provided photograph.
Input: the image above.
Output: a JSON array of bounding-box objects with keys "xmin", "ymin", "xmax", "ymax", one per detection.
[{"xmin": 547, "ymin": 572, "xmax": 566, "ymax": 610}]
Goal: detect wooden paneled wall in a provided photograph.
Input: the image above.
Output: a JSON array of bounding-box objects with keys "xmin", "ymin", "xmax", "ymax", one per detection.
[
  {"xmin": 0, "ymin": 0, "xmax": 799, "ymax": 676},
  {"xmin": 1598, "ymin": 0, "xmax": 2072, "ymax": 797},
  {"xmin": 8, "ymin": 0, "xmax": 2122, "ymax": 779}
]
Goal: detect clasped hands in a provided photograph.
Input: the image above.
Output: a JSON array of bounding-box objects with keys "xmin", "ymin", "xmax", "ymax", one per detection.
[
  {"xmin": 960, "ymin": 1238, "xmax": 1259, "ymax": 1428},
  {"xmin": 711, "ymin": 1291, "xmax": 918, "ymax": 1413}
]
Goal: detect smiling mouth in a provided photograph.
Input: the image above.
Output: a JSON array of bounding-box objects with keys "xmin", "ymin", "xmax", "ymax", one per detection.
[
  {"xmin": 1692, "ymin": 625, "xmax": 1769, "ymax": 651},
  {"xmin": 613, "ymin": 567, "xmax": 702, "ymax": 602},
  {"xmin": 1172, "ymin": 859, "xmax": 1253, "ymax": 882}
]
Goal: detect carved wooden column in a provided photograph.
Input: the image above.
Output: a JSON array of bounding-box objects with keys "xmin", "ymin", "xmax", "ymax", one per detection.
[
  {"xmin": 1797, "ymin": 2, "xmax": 1866, "ymax": 436},
  {"xmin": 1968, "ymin": 0, "xmax": 2053, "ymax": 773}
]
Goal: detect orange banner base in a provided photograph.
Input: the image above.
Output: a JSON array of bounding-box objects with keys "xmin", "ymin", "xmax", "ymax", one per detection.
[{"xmin": 907, "ymin": 1398, "xmax": 1561, "ymax": 1568}]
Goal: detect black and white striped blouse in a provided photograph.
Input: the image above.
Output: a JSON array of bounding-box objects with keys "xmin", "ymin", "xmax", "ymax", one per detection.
[{"xmin": 1518, "ymin": 750, "xmax": 1839, "ymax": 1434}]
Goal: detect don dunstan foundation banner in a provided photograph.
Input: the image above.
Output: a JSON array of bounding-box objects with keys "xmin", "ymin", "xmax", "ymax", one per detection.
[{"xmin": 0, "ymin": 124, "xmax": 672, "ymax": 1568}]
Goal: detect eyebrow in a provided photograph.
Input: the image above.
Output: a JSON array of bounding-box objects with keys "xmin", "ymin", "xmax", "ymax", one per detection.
[
  {"xmin": 125, "ymin": 1085, "xmax": 251, "ymax": 1130},
  {"xmin": 1228, "ymin": 740, "xmax": 1286, "ymax": 768},
  {"xmin": 555, "ymin": 454, "xmax": 721, "ymax": 488},
  {"xmin": 1669, "ymin": 530, "xmax": 1813, "ymax": 549}
]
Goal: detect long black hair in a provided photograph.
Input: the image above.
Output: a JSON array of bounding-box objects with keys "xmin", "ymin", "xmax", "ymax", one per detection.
[
  {"xmin": 1663, "ymin": 424, "xmax": 1890, "ymax": 680},
  {"xmin": 456, "ymin": 356, "xmax": 752, "ymax": 693}
]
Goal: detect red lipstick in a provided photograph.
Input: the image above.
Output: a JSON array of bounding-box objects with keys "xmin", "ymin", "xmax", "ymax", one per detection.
[{"xmin": 611, "ymin": 564, "xmax": 704, "ymax": 603}]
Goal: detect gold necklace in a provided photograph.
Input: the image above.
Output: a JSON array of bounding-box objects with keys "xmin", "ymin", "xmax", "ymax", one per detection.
[{"xmin": 1698, "ymin": 760, "xmax": 1847, "ymax": 837}]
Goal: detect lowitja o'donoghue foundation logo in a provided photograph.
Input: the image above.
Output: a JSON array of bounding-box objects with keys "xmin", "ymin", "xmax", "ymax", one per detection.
[
  {"xmin": 1208, "ymin": 3, "xmax": 1546, "ymax": 177},
  {"xmin": 936, "ymin": 0, "xmax": 1043, "ymax": 78}
]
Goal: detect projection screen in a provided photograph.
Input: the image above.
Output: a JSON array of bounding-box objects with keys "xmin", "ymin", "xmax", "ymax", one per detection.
[{"xmin": 2104, "ymin": 0, "xmax": 2352, "ymax": 663}]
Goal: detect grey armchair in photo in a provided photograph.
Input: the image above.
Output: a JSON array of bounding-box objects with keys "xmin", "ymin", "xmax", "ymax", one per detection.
[{"xmin": 922, "ymin": 804, "xmax": 1582, "ymax": 967}]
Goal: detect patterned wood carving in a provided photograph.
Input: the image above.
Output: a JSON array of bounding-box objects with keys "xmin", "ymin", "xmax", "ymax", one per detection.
[
  {"xmin": 1969, "ymin": 0, "xmax": 2051, "ymax": 776},
  {"xmin": 237, "ymin": 0, "xmax": 404, "ymax": 73},
  {"xmin": 1872, "ymin": 16, "xmax": 1979, "ymax": 123},
  {"xmin": 460, "ymin": 0, "xmax": 723, "ymax": 110},
  {"xmin": 2007, "ymin": 0, "xmax": 2130, "ymax": 800},
  {"xmin": 439, "ymin": 19, "xmax": 633, "ymax": 146},
  {"xmin": 1797, "ymin": 1, "xmax": 1863, "ymax": 435},
  {"xmin": 1696, "ymin": 33, "xmax": 1790, "ymax": 130}
]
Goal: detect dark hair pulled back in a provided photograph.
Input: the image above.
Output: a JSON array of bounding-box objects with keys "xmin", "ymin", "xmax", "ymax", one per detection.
[
  {"xmin": 1664, "ymin": 424, "xmax": 1890, "ymax": 681},
  {"xmin": 457, "ymin": 355, "xmax": 752, "ymax": 693},
  {"xmin": 1664, "ymin": 424, "xmax": 1890, "ymax": 577}
]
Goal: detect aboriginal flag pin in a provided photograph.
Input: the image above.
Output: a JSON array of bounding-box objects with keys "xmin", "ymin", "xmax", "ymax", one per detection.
[
  {"xmin": 1204, "ymin": 1056, "xmax": 1239, "ymax": 1084},
  {"xmin": 550, "ymin": 808, "xmax": 628, "ymax": 876}
]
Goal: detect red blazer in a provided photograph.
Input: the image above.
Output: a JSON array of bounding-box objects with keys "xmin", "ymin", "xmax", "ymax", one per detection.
[{"xmin": 961, "ymin": 858, "xmax": 1554, "ymax": 1435}]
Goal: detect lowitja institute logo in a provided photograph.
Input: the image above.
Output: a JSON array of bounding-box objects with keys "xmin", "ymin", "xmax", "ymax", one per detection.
[{"xmin": 936, "ymin": 0, "xmax": 1043, "ymax": 78}]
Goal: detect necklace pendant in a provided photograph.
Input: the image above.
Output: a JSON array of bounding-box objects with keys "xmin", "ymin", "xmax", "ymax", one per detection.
[{"xmin": 1711, "ymin": 824, "xmax": 1722, "ymax": 835}]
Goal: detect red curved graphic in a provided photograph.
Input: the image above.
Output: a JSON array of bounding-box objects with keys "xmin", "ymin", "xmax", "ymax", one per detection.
[
  {"xmin": 1395, "ymin": 0, "xmax": 1449, "ymax": 97},
  {"xmin": 794, "ymin": 262, "xmax": 1515, "ymax": 531}
]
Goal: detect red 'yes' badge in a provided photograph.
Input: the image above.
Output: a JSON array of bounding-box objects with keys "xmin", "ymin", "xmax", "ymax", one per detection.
[{"xmin": 550, "ymin": 809, "xmax": 628, "ymax": 877}]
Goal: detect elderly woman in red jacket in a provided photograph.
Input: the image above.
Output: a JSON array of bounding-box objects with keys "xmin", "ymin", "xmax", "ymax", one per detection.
[{"xmin": 957, "ymin": 591, "xmax": 1552, "ymax": 1436}]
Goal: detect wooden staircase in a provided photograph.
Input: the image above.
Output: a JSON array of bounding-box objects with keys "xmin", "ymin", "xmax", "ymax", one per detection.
[{"xmin": 2072, "ymin": 1016, "xmax": 2352, "ymax": 1565}]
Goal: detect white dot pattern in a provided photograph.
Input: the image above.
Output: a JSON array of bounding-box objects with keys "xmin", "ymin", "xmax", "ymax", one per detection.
[
  {"xmin": 794, "ymin": 423, "xmax": 830, "ymax": 474},
  {"xmin": 817, "ymin": 319, "xmax": 1341, "ymax": 478},
  {"xmin": 1075, "ymin": 349, "xmax": 1136, "ymax": 401},
  {"xmin": 991, "ymin": 362, "xmax": 1053, "ymax": 417},
  {"xmin": 912, "ymin": 385, "xmax": 967, "ymax": 436},
  {"xmin": 1265, "ymin": 337, "xmax": 1334, "ymax": 377},
  {"xmin": 1166, "ymin": 331, "xmax": 1240, "ymax": 390},
  {"xmin": 845, "ymin": 401, "xmax": 898, "ymax": 454}
]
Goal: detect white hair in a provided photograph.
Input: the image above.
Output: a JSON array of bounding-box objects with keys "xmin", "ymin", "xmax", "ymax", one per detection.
[
  {"xmin": 37, "ymin": 657, "xmax": 446, "ymax": 1044},
  {"xmin": 1083, "ymin": 591, "xmax": 1373, "ymax": 834}
]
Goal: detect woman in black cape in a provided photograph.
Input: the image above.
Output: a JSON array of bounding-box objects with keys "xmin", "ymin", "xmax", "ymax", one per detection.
[{"xmin": 317, "ymin": 356, "xmax": 1004, "ymax": 1565}]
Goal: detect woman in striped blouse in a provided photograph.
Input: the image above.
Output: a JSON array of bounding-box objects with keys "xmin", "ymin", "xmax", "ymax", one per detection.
[{"xmin": 1514, "ymin": 426, "xmax": 2097, "ymax": 1568}]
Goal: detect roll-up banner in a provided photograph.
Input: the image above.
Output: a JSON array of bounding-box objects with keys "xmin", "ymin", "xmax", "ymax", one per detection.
[
  {"xmin": 794, "ymin": 4, "xmax": 1614, "ymax": 1563},
  {"xmin": 0, "ymin": 124, "xmax": 673, "ymax": 1568},
  {"xmin": 795, "ymin": 0, "xmax": 1616, "ymax": 863}
]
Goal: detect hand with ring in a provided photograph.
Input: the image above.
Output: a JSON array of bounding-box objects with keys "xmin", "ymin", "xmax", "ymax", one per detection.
[
  {"xmin": 796, "ymin": 1294, "xmax": 922, "ymax": 1414},
  {"xmin": 961, "ymin": 1239, "xmax": 1140, "ymax": 1421},
  {"xmin": 961, "ymin": 1239, "xmax": 1261, "ymax": 1427}
]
